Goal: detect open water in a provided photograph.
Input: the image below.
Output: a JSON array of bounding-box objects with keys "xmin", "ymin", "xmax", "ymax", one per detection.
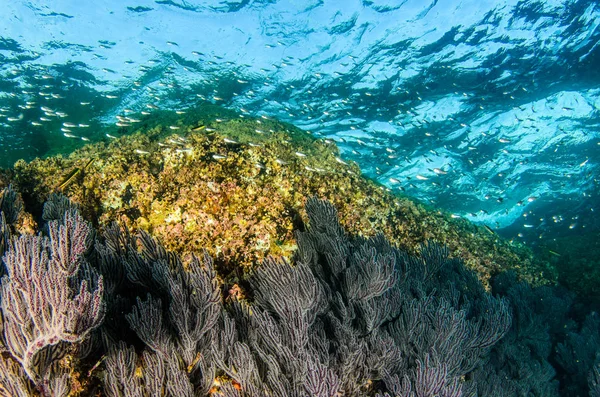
[{"xmin": 0, "ymin": 1, "xmax": 598, "ymax": 255}]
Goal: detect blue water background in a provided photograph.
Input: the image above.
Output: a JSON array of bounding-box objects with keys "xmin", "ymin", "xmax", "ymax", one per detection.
[{"xmin": 0, "ymin": 0, "xmax": 599, "ymax": 244}]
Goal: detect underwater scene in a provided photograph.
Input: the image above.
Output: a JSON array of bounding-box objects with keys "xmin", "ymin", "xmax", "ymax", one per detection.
[{"xmin": 0, "ymin": 0, "xmax": 599, "ymax": 396}]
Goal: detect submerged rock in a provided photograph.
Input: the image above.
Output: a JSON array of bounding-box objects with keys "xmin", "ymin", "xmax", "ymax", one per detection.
[{"xmin": 0, "ymin": 108, "xmax": 554, "ymax": 287}]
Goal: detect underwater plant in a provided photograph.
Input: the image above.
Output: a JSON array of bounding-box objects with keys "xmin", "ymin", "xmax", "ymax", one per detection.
[{"xmin": 0, "ymin": 188, "xmax": 597, "ymax": 396}]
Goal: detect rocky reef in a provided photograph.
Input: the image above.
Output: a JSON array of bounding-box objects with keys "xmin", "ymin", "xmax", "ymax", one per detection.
[
  {"xmin": 0, "ymin": 105, "xmax": 553, "ymax": 288},
  {"xmin": 1, "ymin": 108, "xmax": 599, "ymax": 397}
]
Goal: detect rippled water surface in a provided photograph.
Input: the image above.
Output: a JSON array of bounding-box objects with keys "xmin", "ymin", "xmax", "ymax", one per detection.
[{"xmin": 0, "ymin": 0, "xmax": 599, "ymax": 242}]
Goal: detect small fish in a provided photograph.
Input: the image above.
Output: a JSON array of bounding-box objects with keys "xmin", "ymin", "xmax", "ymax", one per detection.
[
  {"xmin": 192, "ymin": 125, "xmax": 206, "ymax": 131},
  {"xmin": 295, "ymin": 151, "xmax": 307, "ymax": 157},
  {"xmin": 223, "ymin": 138, "xmax": 238, "ymax": 144},
  {"xmin": 63, "ymin": 133, "xmax": 77, "ymax": 138},
  {"xmin": 433, "ymin": 168, "xmax": 447, "ymax": 175},
  {"xmin": 169, "ymin": 126, "xmax": 180, "ymax": 130},
  {"xmin": 212, "ymin": 154, "xmax": 227, "ymax": 160},
  {"xmin": 548, "ymin": 250, "xmax": 561, "ymax": 257},
  {"xmin": 483, "ymin": 225, "xmax": 496, "ymax": 235},
  {"xmin": 415, "ymin": 175, "xmax": 428, "ymax": 181},
  {"xmin": 135, "ymin": 149, "xmax": 150, "ymax": 155},
  {"xmin": 498, "ymin": 138, "xmax": 511, "ymax": 143},
  {"xmin": 57, "ymin": 158, "xmax": 94, "ymax": 190},
  {"xmin": 106, "ymin": 133, "xmax": 117, "ymax": 139}
]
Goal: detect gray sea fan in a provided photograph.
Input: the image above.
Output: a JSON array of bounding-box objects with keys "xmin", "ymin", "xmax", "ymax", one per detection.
[
  {"xmin": 125, "ymin": 294, "xmax": 174, "ymax": 360},
  {"xmin": 42, "ymin": 192, "xmax": 80, "ymax": 222},
  {"xmin": 556, "ymin": 311, "xmax": 600, "ymax": 396},
  {"xmin": 591, "ymin": 363, "xmax": 600, "ymax": 397},
  {"xmin": 156, "ymin": 251, "xmax": 221, "ymax": 367},
  {"xmin": 103, "ymin": 342, "xmax": 144, "ymax": 397},
  {"xmin": 0, "ymin": 213, "xmax": 10, "ymax": 278},
  {"xmin": 0, "ymin": 185, "xmax": 21, "ymax": 277},
  {"xmin": 0, "ymin": 184, "xmax": 22, "ymax": 225},
  {"xmin": 103, "ymin": 341, "xmax": 198, "ymax": 397}
]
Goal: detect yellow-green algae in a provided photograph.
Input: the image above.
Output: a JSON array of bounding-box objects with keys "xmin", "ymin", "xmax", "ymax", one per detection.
[{"xmin": 0, "ymin": 107, "xmax": 556, "ymax": 289}]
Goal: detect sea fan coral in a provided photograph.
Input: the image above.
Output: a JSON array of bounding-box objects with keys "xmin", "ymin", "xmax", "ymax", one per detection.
[
  {"xmin": 0, "ymin": 205, "xmax": 104, "ymax": 396},
  {"xmin": 0, "ymin": 192, "xmax": 596, "ymax": 396}
]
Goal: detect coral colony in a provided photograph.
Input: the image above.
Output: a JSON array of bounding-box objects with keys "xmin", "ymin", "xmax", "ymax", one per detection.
[{"xmin": 0, "ymin": 117, "xmax": 599, "ymax": 396}]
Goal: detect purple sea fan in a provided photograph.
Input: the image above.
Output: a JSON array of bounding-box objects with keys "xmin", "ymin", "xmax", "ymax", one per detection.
[{"xmin": 0, "ymin": 209, "xmax": 104, "ymax": 389}]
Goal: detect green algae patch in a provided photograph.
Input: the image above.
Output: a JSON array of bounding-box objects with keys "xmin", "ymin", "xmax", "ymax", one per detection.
[{"xmin": 0, "ymin": 110, "xmax": 554, "ymax": 288}]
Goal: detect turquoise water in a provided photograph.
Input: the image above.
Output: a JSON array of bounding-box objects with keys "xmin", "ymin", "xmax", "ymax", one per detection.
[{"xmin": 1, "ymin": 0, "xmax": 598, "ymax": 242}]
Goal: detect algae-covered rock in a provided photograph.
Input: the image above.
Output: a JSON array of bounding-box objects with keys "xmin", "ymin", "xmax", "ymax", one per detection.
[{"xmin": 0, "ymin": 107, "xmax": 555, "ymax": 287}]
